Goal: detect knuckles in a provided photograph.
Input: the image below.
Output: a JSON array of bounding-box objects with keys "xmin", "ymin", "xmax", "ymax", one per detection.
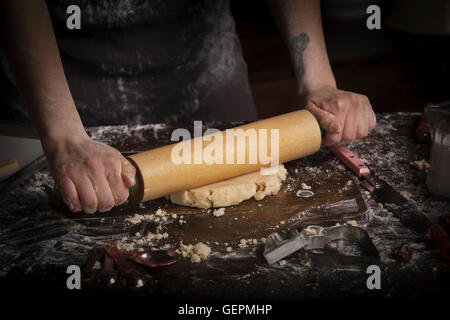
[
  {"xmin": 126, "ymin": 162, "xmax": 136, "ymax": 175},
  {"xmin": 104, "ymin": 155, "xmax": 121, "ymax": 169},
  {"xmin": 85, "ymin": 157, "xmax": 104, "ymax": 173}
]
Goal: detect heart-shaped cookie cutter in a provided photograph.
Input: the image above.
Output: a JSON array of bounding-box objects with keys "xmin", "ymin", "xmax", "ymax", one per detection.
[{"xmin": 264, "ymin": 224, "xmax": 380, "ymax": 270}]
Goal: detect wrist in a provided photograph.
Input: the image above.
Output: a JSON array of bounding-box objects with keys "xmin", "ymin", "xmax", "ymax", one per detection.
[
  {"xmin": 28, "ymin": 98, "xmax": 89, "ymax": 152},
  {"xmin": 40, "ymin": 123, "xmax": 88, "ymax": 154},
  {"xmin": 298, "ymin": 78, "xmax": 336, "ymax": 97},
  {"xmin": 297, "ymin": 79, "xmax": 336, "ymax": 106}
]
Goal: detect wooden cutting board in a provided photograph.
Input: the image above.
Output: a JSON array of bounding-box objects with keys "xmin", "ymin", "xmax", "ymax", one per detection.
[{"xmin": 50, "ymin": 124, "xmax": 367, "ymax": 250}]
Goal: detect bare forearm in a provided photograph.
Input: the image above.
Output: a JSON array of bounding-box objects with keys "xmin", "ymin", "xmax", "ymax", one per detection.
[
  {"xmin": 268, "ymin": 0, "xmax": 336, "ymax": 96},
  {"xmin": 269, "ymin": 0, "xmax": 375, "ymax": 146},
  {"xmin": 0, "ymin": 0, "xmax": 85, "ymax": 145}
]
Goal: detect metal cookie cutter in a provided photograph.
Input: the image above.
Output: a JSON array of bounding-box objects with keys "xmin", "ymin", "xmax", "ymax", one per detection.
[{"xmin": 264, "ymin": 225, "xmax": 380, "ymax": 270}]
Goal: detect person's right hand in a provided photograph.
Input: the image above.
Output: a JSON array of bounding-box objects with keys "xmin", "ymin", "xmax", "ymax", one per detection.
[{"xmin": 43, "ymin": 133, "xmax": 136, "ymax": 214}]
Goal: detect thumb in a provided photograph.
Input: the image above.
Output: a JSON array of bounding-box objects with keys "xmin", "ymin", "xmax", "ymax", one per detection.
[
  {"xmin": 120, "ymin": 156, "xmax": 136, "ymax": 187},
  {"xmin": 305, "ymin": 102, "xmax": 342, "ymax": 134}
]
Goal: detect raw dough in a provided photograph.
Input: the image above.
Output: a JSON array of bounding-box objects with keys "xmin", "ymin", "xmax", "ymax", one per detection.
[
  {"xmin": 177, "ymin": 242, "xmax": 211, "ymax": 263},
  {"xmin": 410, "ymin": 159, "xmax": 430, "ymax": 170},
  {"xmin": 169, "ymin": 165, "xmax": 287, "ymax": 208},
  {"xmin": 212, "ymin": 208, "xmax": 225, "ymax": 217}
]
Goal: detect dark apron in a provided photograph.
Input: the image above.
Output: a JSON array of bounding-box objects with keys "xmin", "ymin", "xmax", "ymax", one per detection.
[{"xmin": 0, "ymin": 0, "xmax": 257, "ymax": 126}]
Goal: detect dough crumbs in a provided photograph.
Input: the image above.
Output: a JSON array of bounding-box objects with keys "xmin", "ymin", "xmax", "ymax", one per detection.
[
  {"xmin": 124, "ymin": 211, "xmax": 167, "ymax": 225},
  {"xmin": 155, "ymin": 209, "xmax": 165, "ymax": 216},
  {"xmin": 345, "ymin": 220, "xmax": 358, "ymax": 227},
  {"xmin": 179, "ymin": 242, "xmax": 211, "ymax": 263},
  {"xmin": 117, "ymin": 242, "xmax": 135, "ymax": 251},
  {"xmin": 400, "ymin": 191, "xmax": 412, "ymax": 199},
  {"xmin": 125, "ymin": 213, "xmax": 149, "ymax": 224},
  {"xmin": 169, "ymin": 165, "xmax": 288, "ymax": 208},
  {"xmin": 410, "ymin": 159, "xmax": 430, "ymax": 171},
  {"xmin": 239, "ymin": 239, "xmax": 248, "ymax": 248},
  {"xmin": 213, "ymin": 208, "xmax": 225, "ymax": 217},
  {"xmin": 117, "ymin": 231, "xmax": 168, "ymax": 252},
  {"xmin": 301, "ymin": 182, "xmax": 311, "ymax": 190},
  {"xmin": 190, "ymin": 254, "xmax": 201, "ymax": 263},
  {"xmin": 279, "ymin": 260, "xmax": 287, "ymax": 266},
  {"xmin": 226, "ymin": 247, "xmax": 233, "ymax": 252}
]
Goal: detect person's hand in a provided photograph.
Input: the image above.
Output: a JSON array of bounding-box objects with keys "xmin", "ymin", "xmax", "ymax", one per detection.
[
  {"xmin": 43, "ymin": 133, "xmax": 136, "ymax": 214},
  {"xmin": 304, "ymin": 85, "xmax": 376, "ymax": 146}
]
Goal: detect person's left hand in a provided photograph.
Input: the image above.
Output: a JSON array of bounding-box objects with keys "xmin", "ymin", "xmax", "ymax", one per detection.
[{"xmin": 304, "ymin": 85, "xmax": 376, "ymax": 146}]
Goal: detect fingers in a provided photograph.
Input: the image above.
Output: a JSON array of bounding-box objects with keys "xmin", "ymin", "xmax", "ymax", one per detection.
[
  {"xmin": 56, "ymin": 156, "xmax": 130, "ymax": 214},
  {"xmin": 308, "ymin": 90, "xmax": 375, "ymax": 146},
  {"xmin": 121, "ymin": 157, "xmax": 136, "ymax": 188},
  {"xmin": 357, "ymin": 104, "xmax": 369, "ymax": 138},
  {"xmin": 367, "ymin": 100, "xmax": 377, "ymax": 130},
  {"xmin": 305, "ymin": 102, "xmax": 342, "ymax": 134},
  {"xmin": 106, "ymin": 161, "xmax": 129, "ymax": 206},
  {"xmin": 317, "ymin": 97, "xmax": 347, "ymax": 146},
  {"xmin": 85, "ymin": 157, "xmax": 118, "ymax": 212},
  {"xmin": 57, "ymin": 175, "xmax": 82, "ymax": 213},
  {"xmin": 71, "ymin": 173, "xmax": 98, "ymax": 214},
  {"xmin": 323, "ymin": 129, "xmax": 343, "ymax": 147},
  {"xmin": 357, "ymin": 95, "xmax": 374, "ymax": 137},
  {"xmin": 355, "ymin": 96, "xmax": 369, "ymax": 139},
  {"xmin": 48, "ymin": 138, "xmax": 133, "ymax": 214}
]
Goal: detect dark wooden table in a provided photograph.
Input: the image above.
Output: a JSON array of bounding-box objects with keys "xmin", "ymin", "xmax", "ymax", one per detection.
[{"xmin": 0, "ymin": 112, "xmax": 449, "ymax": 300}]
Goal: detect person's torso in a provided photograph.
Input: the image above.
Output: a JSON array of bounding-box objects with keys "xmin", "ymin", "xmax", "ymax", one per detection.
[
  {"xmin": 47, "ymin": 0, "xmax": 237, "ymax": 76},
  {"xmin": 0, "ymin": 0, "xmax": 257, "ymax": 125}
]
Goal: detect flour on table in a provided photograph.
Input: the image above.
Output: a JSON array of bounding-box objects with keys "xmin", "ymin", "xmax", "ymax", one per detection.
[{"xmin": 169, "ymin": 165, "xmax": 288, "ymax": 208}]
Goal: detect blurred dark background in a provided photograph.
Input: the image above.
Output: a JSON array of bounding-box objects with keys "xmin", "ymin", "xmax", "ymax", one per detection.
[
  {"xmin": 1, "ymin": 0, "xmax": 449, "ymax": 122},
  {"xmin": 231, "ymin": 0, "xmax": 450, "ymax": 118}
]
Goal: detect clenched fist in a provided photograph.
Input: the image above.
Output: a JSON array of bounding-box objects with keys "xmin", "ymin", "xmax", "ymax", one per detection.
[
  {"xmin": 44, "ymin": 134, "xmax": 136, "ymax": 213},
  {"xmin": 304, "ymin": 85, "xmax": 376, "ymax": 146}
]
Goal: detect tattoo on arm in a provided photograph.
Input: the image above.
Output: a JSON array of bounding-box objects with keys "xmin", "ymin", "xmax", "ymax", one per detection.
[{"xmin": 290, "ymin": 33, "xmax": 310, "ymax": 80}]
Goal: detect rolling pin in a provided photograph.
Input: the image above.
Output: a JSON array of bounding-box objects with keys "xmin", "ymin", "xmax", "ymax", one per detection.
[{"xmin": 128, "ymin": 109, "xmax": 321, "ymax": 202}]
